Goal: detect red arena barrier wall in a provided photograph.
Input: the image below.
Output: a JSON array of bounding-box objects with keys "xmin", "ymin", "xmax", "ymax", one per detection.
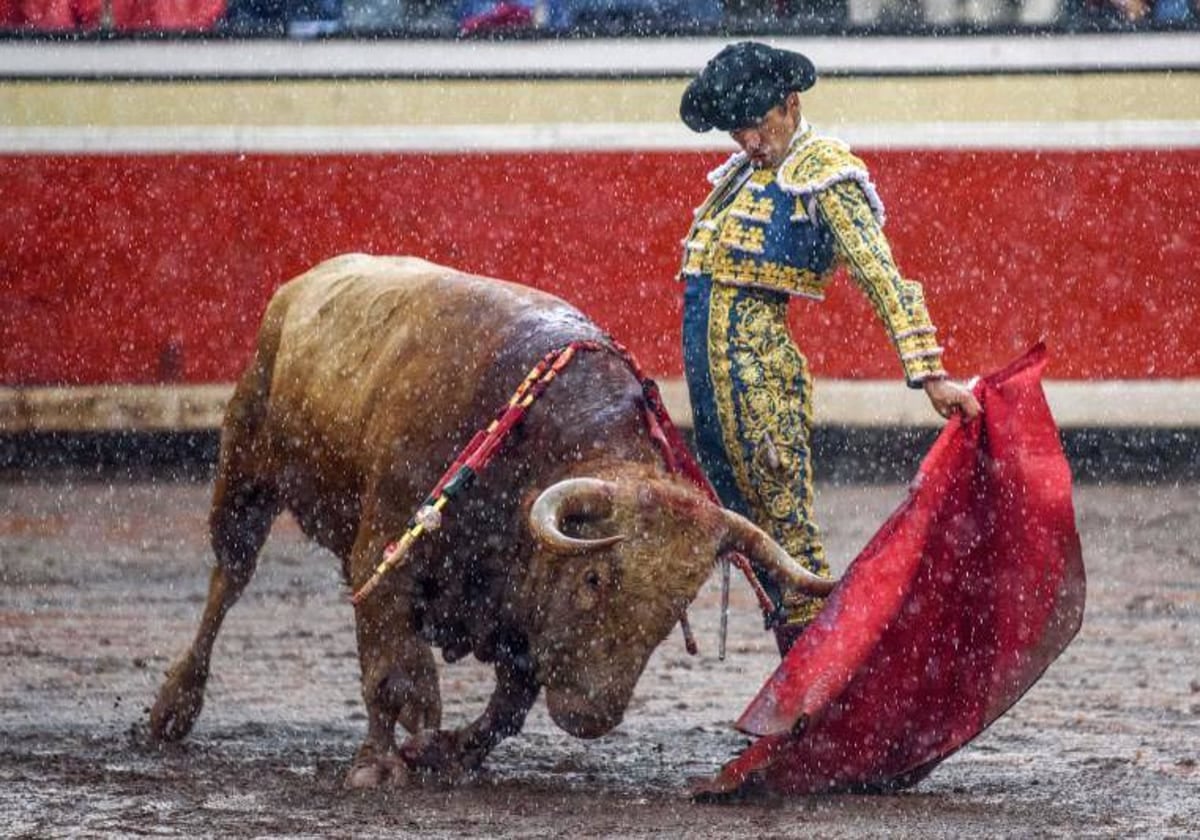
[
  {"xmin": 3, "ymin": 147, "xmax": 1198, "ymax": 386},
  {"xmin": 2, "ymin": 37, "xmax": 1199, "ymax": 434}
]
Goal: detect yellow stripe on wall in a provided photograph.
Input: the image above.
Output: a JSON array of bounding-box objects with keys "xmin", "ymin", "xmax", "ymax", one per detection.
[{"xmin": 3, "ymin": 72, "xmax": 1197, "ymax": 129}]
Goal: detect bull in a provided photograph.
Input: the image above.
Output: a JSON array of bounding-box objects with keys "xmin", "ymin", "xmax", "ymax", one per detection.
[{"xmin": 149, "ymin": 254, "xmax": 834, "ymax": 786}]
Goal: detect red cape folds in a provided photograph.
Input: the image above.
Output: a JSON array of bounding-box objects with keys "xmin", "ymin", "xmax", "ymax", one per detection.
[{"xmin": 696, "ymin": 344, "xmax": 1086, "ymax": 798}]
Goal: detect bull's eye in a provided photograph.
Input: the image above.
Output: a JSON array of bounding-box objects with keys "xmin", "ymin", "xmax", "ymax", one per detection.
[{"xmin": 584, "ymin": 570, "xmax": 602, "ymax": 590}]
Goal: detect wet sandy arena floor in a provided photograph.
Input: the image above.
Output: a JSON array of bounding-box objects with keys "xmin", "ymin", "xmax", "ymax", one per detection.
[{"xmin": 1, "ymin": 476, "xmax": 1197, "ymax": 838}]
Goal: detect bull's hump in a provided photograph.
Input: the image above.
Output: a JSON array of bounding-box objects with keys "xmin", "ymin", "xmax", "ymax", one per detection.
[
  {"xmin": 300, "ymin": 254, "xmax": 586, "ymax": 322},
  {"xmin": 278, "ymin": 254, "xmax": 603, "ymax": 377},
  {"xmin": 454, "ymin": 271, "xmax": 589, "ymax": 328},
  {"xmin": 362, "ymin": 257, "xmax": 603, "ymax": 349}
]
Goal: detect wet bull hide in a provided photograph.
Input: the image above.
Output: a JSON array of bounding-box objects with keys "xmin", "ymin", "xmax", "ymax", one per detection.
[{"xmin": 149, "ymin": 254, "xmax": 833, "ymax": 787}]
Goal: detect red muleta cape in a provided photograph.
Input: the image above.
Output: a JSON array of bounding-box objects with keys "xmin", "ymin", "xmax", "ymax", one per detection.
[{"xmin": 695, "ymin": 344, "xmax": 1086, "ymax": 798}]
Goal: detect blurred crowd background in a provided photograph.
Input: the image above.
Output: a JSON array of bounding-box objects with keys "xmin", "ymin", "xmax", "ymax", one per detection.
[{"xmin": 1, "ymin": 0, "xmax": 1195, "ymax": 37}]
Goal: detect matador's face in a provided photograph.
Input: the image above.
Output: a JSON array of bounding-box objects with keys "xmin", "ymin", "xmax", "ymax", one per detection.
[{"xmin": 729, "ymin": 93, "xmax": 802, "ymax": 170}]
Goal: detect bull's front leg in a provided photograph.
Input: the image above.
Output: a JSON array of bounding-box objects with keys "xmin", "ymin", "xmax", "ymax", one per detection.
[
  {"xmin": 346, "ymin": 593, "xmax": 442, "ymax": 789},
  {"xmin": 399, "ymin": 657, "xmax": 540, "ymax": 782}
]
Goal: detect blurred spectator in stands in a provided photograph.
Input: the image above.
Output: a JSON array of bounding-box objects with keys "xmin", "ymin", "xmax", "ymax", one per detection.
[
  {"xmin": 550, "ymin": 0, "xmax": 722, "ymax": 31},
  {"xmin": 1, "ymin": 0, "xmax": 233, "ymax": 29},
  {"xmin": 114, "ymin": 0, "xmax": 227, "ymax": 29},
  {"xmin": 1070, "ymin": 0, "xmax": 1149, "ymax": 21},
  {"xmin": 221, "ymin": 0, "xmax": 288, "ymax": 32},
  {"xmin": 845, "ymin": 0, "xmax": 1077, "ymax": 25},
  {"xmin": 342, "ymin": 0, "xmax": 452, "ymax": 32},
  {"xmin": 1015, "ymin": 0, "xmax": 1062, "ymax": 23},
  {"xmin": 848, "ymin": 0, "xmax": 1013, "ymax": 26},
  {"xmin": 0, "ymin": 0, "xmax": 101, "ymax": 29},
  {"xmin": 1062, "ymin": 0, "xmax": 1192, "ymax": 25},
  {"xmin": 456, "ymin": 0, "xmax": 536, "ymax": 33},
  {"xmin": 722, "ymin": 0, "xmax": 772, "ymax": 26},
  {"xmin": 221, "ymin": 0, "xmax": 341, "ymax": 33},
  {"xmin": 456, "ymin": 0, "xmax": 720, "ymax": 34},
  {"xmin": 285, "ymin": 0, "xmax": 341, "ymax": 33},
  {"xmin": 847, "ymin": 0, "xmax": 923, "ymax": 25},
  {"xmin": 744, "ymin": 0, "xmax": 847, "ymax": 28},
  {"xmin": 1151, "ymin": 0, "xmax": 1192, "ymax": 20}
]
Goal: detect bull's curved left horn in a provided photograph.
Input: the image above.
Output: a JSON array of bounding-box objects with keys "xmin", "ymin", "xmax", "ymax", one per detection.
[
  {"xmin": 530, "ymin": 478, "xmax": 627, "ymax": 555},
  {"xmin": 719, "ymin": 509, "xmax": 837, "ymax": 597}
]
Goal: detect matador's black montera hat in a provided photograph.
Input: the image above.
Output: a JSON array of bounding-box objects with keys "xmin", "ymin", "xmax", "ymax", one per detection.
[{"xmin": 680, "ymin": 42, "xmax": 817, "ymax": 133}]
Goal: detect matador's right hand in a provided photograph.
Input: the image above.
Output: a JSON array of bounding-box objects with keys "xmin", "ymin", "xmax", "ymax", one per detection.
[{"xmin": 924, "ymin": 378, "xmax": 981, "ymax": 422}]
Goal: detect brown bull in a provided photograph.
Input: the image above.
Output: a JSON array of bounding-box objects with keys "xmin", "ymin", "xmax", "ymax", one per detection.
[{"xmin": 149, "ymin": 254, "xmax": 834, "ymax": 786}]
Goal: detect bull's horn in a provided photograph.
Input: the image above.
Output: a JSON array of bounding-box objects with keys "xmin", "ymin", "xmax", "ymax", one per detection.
[
  {"xmin": 530, "ymin": 478, "xmax": 627, "ymax": 555},
  {"xmin": 720, "ymin": 509, "xmax": 837, "ymax": 596}
]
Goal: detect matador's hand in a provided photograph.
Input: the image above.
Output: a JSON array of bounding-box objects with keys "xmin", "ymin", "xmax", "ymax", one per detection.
[{"xmin": 924, "ymin": 377, "xmax": 982, "ymax": 422}]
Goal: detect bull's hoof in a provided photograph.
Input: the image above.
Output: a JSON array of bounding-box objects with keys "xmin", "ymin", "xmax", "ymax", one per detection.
[
  {"xmin": 149, "ymin": 659, "xmax": 206, "ymax": 742},
  {"xmin": 344, "ymin": 751, "xmax": 411, "ymax": 789},
  {"xmin": 398, "ymin": 730, "xmax": 476, "ymax": 783},
  {"xmin": 687, "ymin": 774, "xmax": 761, "ymax": 803}
]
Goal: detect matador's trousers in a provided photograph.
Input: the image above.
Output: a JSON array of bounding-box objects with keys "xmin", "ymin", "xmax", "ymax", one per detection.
[{"xmin": 682, "ymin": 274, "xmax": 831, "ymax": 625}]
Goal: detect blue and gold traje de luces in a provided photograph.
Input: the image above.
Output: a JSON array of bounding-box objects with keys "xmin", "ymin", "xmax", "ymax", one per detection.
[
  {"xmin": 679, "ymin": 126, "xmax": 947, "ymax": 626},
  {"xmin": 678, "ymin": 127, "xmax": 889, "ymax": 620},
  {"xmin": 680, "ymin": 128, "xmax": 884, "ymax": 301}
]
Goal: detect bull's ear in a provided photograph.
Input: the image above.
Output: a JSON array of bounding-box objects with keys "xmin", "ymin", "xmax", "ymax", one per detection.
[{"xmin": 529, "ymin": 478, "xmax": 626, "ymax": 555}]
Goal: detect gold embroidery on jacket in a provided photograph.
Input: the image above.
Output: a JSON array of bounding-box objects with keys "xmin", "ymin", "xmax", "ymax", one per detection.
[
  {"xmin": 705, "ymin": 251, "xmax": 828, "ymax": 300},
  {"xmin": 681, "ymin": 224, "xmax": 718, "ymax": 276},
  {"xmin": 729, "ymin": 191, "xmax": 774, "ymax": 223},
  {"xmin": 718, "ymin": 218, "xmax": 766, "ymax": 255},
  {"xmin": 790, "ymin": 196, "xmax": 809, "ymax": 222},
  {"xmin": 816, "ymin": 180, "xmax": 946, "ymax": 384},
  {"xmin": 707, "ymin": 284, "xmax": 829, "ymax": 577},
  {"xmin": 778, "ymin": 138, "xmax": 870, "ymax": 203}
]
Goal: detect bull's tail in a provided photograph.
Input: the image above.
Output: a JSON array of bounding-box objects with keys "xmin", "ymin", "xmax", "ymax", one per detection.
[{"xmin": 208, "ymin": 305, "xmax": 285, "ymax": 585}]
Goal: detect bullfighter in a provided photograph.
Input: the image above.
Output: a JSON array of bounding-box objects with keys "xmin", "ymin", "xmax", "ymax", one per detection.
[{"xmin": 677, "ymin": 42, "xmax": 981, "ymax": 653}]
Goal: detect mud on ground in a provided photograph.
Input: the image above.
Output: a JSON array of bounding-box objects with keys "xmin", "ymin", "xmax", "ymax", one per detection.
[{"xmin": 1, "ymin": 478, "xmax": 1197, "ymax": 838}]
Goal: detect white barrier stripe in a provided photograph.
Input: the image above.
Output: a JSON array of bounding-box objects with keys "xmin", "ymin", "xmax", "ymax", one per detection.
[
  {"xmin": 677, "ymin": 379, "xmax": 1200, "ymax": 429},
  {"xmin": 3, "ymin": 121, "xmax": 1199, "ymax": 153},
  {"xmin": 3, "ymin": 380, "xmax": 1198, "ymax": 432},
  {"xmin": 2, "ymin": 33, "xmax": 1198, "ymax": 78},
  {"xmin": 0, "ymin": 384, "xmax": 234, "ymax": 433}
]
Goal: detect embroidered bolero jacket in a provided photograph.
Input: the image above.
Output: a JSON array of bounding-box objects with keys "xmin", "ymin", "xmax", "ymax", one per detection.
[{"xmin": 680, "ymin": 126, "xmax": 947, "ymax": 387}]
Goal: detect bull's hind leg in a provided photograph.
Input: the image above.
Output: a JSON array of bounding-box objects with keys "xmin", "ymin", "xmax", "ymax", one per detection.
[
  {"xmin": 150, "ymin": 470, "xmax": 281, "ymax": 742},
  {"xmin": 150, "ymin": 322, "xmax": 284, "ymax": 743}
]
